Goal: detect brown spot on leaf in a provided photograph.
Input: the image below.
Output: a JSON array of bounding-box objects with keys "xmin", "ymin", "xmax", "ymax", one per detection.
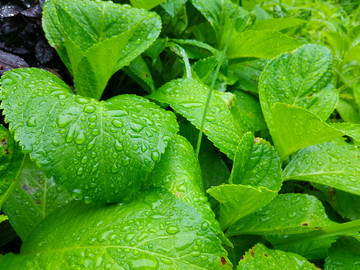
[
  {"xmin": 1, "ymin": 139, "xmax": 5, "ymax": 146},
  {"xmin": 264, "ymin": 253, "xmax": 268, "ymax": 257},
  {"xmin": 314, "ymin": 227, "xmax": 322, "ymax": 230},
  {"xmin": 302, "ymin": 223, "xmax": 308, "ymax": 226},
  {"xmin": 250, "ymin": 250, "xmax": 254, "ymax": 257},
  {"xmin": 145, "ymin": 73, "xmax": 149, "ymax": 78},
  {"xmin": 240, "ymin": 256, "xmax": 244, "ymax": 261},
  {"xmin": 220, "ymin": 257, "xmax": 226, "ymax": 265},
  {"xmin": 5, "ymin": 149, "xmax": 9, "ymax": 155}
]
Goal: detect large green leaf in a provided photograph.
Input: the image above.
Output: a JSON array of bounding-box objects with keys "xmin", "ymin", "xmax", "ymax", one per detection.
[
  {"xmin": 269, "ymin": 103, "xmax": 360, "ymax": 160},
  {"xmin": 226, "ymin": 194, "xmax": 335, "ymax": 237},
  {"xmin": 227, "ymin": 30, "xmax": 302, "ymax": 60},
  {"xmin": 0, "ymin": 68, "xmax": 178, "ymax": 203},
  {"xmin": 2, "ymin": 157, "xmax": 72, "ymax": 241},
  {"xmin": 237, "ymin": 243, "xmax": 318, "ymax": 269},
  {"xmin": 259, "ymin": 44, "xmax": 338, "ymax": 129},
  {"xmin": 0, "ymin": 190, "xmax": 232, "ymax": 269},
  {"xmin": 149, "ymin": 78, "xmax": 243, "ymax": 159},
  {"xmin": 43, "ymin": 0, "xmax": 161, "ymax": 99},
  {"xmin": 283, "ymin": 143, "xmax": 360, "ymax": 196},
  {"xmin": 325, "ymin": 237, "xmax": 360, "ymax": 269},
  {"xmin": 0, "ymin": 124, "xmax": 24, "ymax": 208}
]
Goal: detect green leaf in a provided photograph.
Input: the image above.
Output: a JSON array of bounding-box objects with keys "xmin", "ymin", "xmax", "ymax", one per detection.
[
  {"xmin": 2, "ymin": 157, "xmax": 72, "ymax": 241},
  {"xmin": 249, "ymin": 18, "xmax": 306, "ymax": 31},
  {"xmin": 237, "ymin": 243, "xmax": 318, "ymax": 270},
  {"xmin": 0, "ymin": 68, "xmax": 178, "ymax": 203},
  {"xmin": 227, "ymin": 194, "xmax": 335, "ymax": 237},
  {"xmin": 123, "ymin": 56, "xmax": 155, "ymax": 93},
  {"xmin": 208, "ymin": 133, "xmax": 282, "ymax": 230},
  {"xmin": 149, "ymin": 78, "xmax": 243, "ymax": 159},
  {"xmin": 325, "ymin": 237, "xmax": 360, "ymax": 269},
  {"xmin": 229, "ymin": 133, "xmax": 282, "ymax": 191},
  {"xmin": 207, "ymin": 184, "xmax": 277, "ymax": 230},
  {"xmin": 147, "ymin": 134, "xmax": 231, "ymax": 246},
  {"xmin": 130, "ymin": 0, "xmax": 167, "ymax": 10},
  {"xmin": 270, "ymin": 104, "xmax": 344, "ymax": 160},
  {"xmin": 161, "ymin": 0, "xmax": 188, "ymax": 17},
  {"xmin": 0, "ymin": 190, "xmax": 232, "ymax": 269},
  {"xmin": 43, "ymin": 0, "xmax": 161, "ymax": 99},
  {"xmin": 283, "ymin": 143, "xmax": 360, "ymax": 196},
  {"xmin": 259, "ymin": 44, "xmax": 338, "ymax": 129},
  {"xmin": 190, "ymin": 0, "xmax": 224, "ymax": 35},
  {"xmin": 227, "ymin": 30, "xmax": 302, "ymax": 60},
  {"xmin": 232, "ymin": 91, "xmax": 267, "ymax": 133},
  {"xmin": 0, "ymin": 124, "xmax": 24, "ymax": 208},
  {"xmin": 0, "ymin": 215, "xmax": 7, "ymax": 223}
]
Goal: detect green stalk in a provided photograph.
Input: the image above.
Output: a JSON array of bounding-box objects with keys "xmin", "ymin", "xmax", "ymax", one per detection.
[{"xmin": 195, "ymin": 27, "xmax": 234, "ymax": 157}]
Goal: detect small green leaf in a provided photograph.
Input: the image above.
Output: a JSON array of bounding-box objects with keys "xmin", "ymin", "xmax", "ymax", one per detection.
[
  {"xmin": 207, "ymin": 184, "xmax": 277, "ymax": 230},
  {"xmin": 283, "ymin": 143, "xmax": 360, "ymax": 196},
  {"xmin": 0, "ymin": 68, "xmax": 178, "ymax": 203},
  {"xmin": 0, "ymin": 215, "xmax": 7, "ymax": 223},
  {"xmin": 227, "ymin": 30, "xmax": 302, "ymax": 60},
  {"xmin": 227, "ymin": 194, "xmax": 335, "ymax": 237},
  {"xmin": 259, "ymin": 44, "xmax": 338, "ymax": 129},
  {"xmin": 229, "ymin": 133, "xmax": 282, "ymax": 191},
  {"xmin": 237, "ymin": 243, "xmax": 318, "ymax": 270},
  {"xmin": 43, "ymin": 0, "xmax": 161, "ymax": 99},
  {"xmin": 130, "ymin": 0, "xmax": 167, "ymax": 10},
  {"xmin": 149, "ymin": 78, "xmax": 243, "ymax": 159},
  {"xmin": 0, "ymin": 190, "xmax": 232, "ymax": 269},
  {"xmin": 0, "ymin": 124, "xmax": 24, "ymax": 208},
  {"xmin": 2, "ymin": 157, "xmax": 72, "ymax": 240},
  {"xmin": 161, "ymin": 0, "xmax": 188, "ymax": 17},
  {"xmin": 249, "ymin": 18, "xmax": 306, "ymax": 31},
  {"xmin": 325, "ymin": 237, "xmax": 360, "ymax": 269}
]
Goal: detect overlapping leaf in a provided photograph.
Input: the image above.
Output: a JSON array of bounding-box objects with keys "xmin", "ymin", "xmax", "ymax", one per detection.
[
  {"xmin": 325, "ymin": 237, "xmax": 360, "ymax": 269},
  {"xmin": 283, "ymin": 143, "xmax": 360, "ymax": 195},
  {"xmin": 208, "ymin": 133, "xmax": 282, "ymax": 229},
  {"xmin": 0, "ymin": 124, "xmax": 23, "ymax": 209},
  {"xmin": 0, "ymin": 68, "xmax": 178, "ymax": 203},
  {"xmin": 237, "ymin": 243, "xmax": 318, "ymax": 269},
  {"xmin": 43, "ymin": 0, "xmax": 161, "ymax": 99},
  {"xmin": 227, "ymin": 194, "xmax": 336, "ymax": 237},
  {"xmin": 0, "ymin": 190, "xmax": 232, "ymax": 269},
  {"xmin": 227, "ymin": 30, "xmax": 302, "ymax": 60},
  {"xmin": 149, "ymin": 78, "xmax": 244, "ymax": 158},
  {"xmin": 2, "ymin": 157, "xmax": 72, "ymax": 240}
]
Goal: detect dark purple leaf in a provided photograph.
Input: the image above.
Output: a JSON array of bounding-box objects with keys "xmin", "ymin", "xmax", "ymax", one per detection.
[
  {"xmin": 21, "ymin": 4, "xmax": 42, "ymax": 18},
  {"xmin": 0, "ymin": 50, "xmax": 28, "ymax": 75},
  {"xmin": 0, "ymin": 5, "xmax": 23, "ymax": 18},
  {"xmin": 35, "ymin": 40, "xmax": 54, "ymax": 64}
]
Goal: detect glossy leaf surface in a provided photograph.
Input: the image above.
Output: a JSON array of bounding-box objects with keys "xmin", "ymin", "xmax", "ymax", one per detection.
[
  {"xmin": 0, "ymin": 190, "xmax": 232, "ymax": 269},
  {"xmin": 43, "ymin": 0, "xmax": 161, "ymax": 99},
  {"xmin": 149, "ymin": 78, "xmax": 243, "ymax": 159},
  {"xmin": 0, "ymin": 68, "xmax": 178, "ymax": 203},
  {"xmin": 237, "ymin": 243, "xmax": 318, "ymax": 269},
  {"xmin": 227, "ymin": 194, "xmax": 335, "ymax": 237},
  {"xmin": 130, "ymin": 0, "xmax": 167, "ymax": 10},
  {"xmin": 283, "ymin": 143, "xmax": 360, "ymax": 195},
  {"xmin": 249, "ymin": 18, "xmax": 306, "ymax": 31},
  {"xmin": 2, "ymin": 157, "xmax": 72, "ymax": 240}
]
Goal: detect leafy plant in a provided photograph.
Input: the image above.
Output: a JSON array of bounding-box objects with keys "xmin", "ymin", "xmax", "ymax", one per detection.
[{"xmin": 1, "ymin": 0, "xmax": 360, "ymax": 269}]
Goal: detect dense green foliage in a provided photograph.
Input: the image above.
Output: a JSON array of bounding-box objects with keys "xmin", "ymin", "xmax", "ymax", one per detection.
[{"xmin": 1, "ymin": 0, "xmax": 360, "ymax": 269}]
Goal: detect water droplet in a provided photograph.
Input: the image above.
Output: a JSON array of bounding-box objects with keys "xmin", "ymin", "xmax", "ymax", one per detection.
[
  {"xmin": 83, "ymin": 105, "xmax": 96, "ymax": 113},
  {"xmin": 112, "ymin": 119, "xmax": 123, "ymax": 128},
  {"xmin": 151, "ymin": 151, "xmax": 159, "ymax": 161},
  {"xmin": 77, "ymin": 167, "xmax": 84, "ymax": 176},
  {"xmin": 115, "ymin": 139, "xmax": 123, "ymax": 151},
  {"xmin": 130, "ymin": 257, "xmax": 159, "ymax": 270},
  {"xmin": 130, "ymin": 122, "xmax": 144, "ymax": 132},
  {"xmin": 166, "ymin": 226, "xmax": 180, "ymax": 235},
  {"xmin": 57, "ymin": 114, "xmax": 73, "ymax": 128},
  {"xmin": 75, "ymin": 130, "xmax": 86, "ymax": 144},
  {"xmin": 26, "ymin": 116, "xmax": 37, "ymax": 127},
  {"xmin": 75, "ymin": 97, "xmax": 90, "ymax": 104}
]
